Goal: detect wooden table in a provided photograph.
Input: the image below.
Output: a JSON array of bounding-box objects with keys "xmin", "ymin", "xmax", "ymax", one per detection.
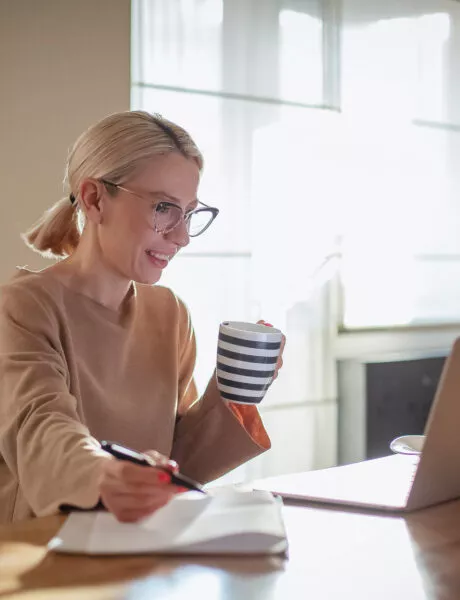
[{"xmin": 2, "ymin": 496, "xmax": 460, "ymax": 599}]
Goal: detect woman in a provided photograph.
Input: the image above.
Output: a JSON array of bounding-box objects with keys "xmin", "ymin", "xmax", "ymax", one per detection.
[{"xmin": 0, "ymin": 111, "xmax": 283, "ymax": 524}]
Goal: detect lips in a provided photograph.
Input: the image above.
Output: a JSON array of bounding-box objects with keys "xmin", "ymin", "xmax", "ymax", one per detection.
[
  {"xmin": 145, "ymin": 250, "xmax": 173, "ymax": 263},
  {"xmin": 145, "ymin": 249, "xmax": 177, "ymax": 270}
]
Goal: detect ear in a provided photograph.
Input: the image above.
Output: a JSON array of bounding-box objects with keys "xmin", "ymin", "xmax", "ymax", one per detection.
[{"xmin": 78, "ymin": 178, "xmax": 106, "ymax": 224}]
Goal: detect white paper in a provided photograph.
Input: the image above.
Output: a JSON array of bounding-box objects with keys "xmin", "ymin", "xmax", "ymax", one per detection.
[{"xmin": 49, "ymin": 488, "xmax": 288, "ymax": 556}]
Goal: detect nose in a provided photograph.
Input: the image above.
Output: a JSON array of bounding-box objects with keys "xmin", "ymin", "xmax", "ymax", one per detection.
[{"xmin": 165, "ymin": 218, "xmax": 190, "ymax": 248}]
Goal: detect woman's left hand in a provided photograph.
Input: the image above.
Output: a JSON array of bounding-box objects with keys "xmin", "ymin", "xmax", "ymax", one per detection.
[{"xmin": 257, "ymin": 320, "xmax": 285, "ymax": 381}]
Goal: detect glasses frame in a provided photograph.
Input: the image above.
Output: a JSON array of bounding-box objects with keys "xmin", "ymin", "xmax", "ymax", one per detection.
[{"xmin": 100, "ymin": 179, "xmax": 219, "ymax": 238}]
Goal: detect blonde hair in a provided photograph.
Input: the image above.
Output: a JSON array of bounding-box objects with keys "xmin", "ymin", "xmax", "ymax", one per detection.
[{"xmin": 23, "ymin": 111, "xmax": 204, "ymax": 258}]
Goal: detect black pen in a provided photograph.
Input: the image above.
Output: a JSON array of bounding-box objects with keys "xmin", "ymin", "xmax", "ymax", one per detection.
[{"xmin": 101, "ymin": 441, "xmax": 206, "ymax": 494}]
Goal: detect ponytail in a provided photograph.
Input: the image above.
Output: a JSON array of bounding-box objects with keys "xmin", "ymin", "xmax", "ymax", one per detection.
[{"xmin": 22, "ymin": 196, "xmax": 80, "ymax": 258}]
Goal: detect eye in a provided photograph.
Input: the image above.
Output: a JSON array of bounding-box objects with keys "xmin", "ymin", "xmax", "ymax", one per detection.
[{"xmin": 155, "ymin": 202, "xmax": 174, "ymax": 215}]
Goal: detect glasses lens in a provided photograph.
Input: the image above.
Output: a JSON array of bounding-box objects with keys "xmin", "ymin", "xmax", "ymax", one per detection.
[
  {"xmin": 154, "ymin": 203, "xmax": 183, "ymax": 233},
  {"xmin": 188, "ymin": 209, "xmax": 214, "ymax": 237}
]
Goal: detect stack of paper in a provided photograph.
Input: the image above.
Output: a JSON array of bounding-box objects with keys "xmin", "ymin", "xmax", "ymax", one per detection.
[{"xmin": 48, "ymin": 488, "xmax": 288, "ymax": 555}]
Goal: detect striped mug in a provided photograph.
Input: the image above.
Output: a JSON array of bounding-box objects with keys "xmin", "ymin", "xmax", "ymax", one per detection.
[{"xmin": 217, "ymin": 321, "xmax": 283, "ymax": 405}]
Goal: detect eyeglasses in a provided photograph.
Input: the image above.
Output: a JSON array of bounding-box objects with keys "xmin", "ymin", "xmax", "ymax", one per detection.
[{"xmin": 100, "ymin": 179, "xmax": 219, "ymax": 238}]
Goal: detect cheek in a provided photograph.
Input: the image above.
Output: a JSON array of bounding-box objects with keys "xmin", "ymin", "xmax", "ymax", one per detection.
[
  {"xmin": 100, "ymin": 209, "xmax": 145, "ymax": 257},
  {"xmin": 116, "ymin": 205, "xmax": 145, "ymax": 236},
  {"xmin": 104, "ymin": 210, "xmax": 167, "ymax": 266}
]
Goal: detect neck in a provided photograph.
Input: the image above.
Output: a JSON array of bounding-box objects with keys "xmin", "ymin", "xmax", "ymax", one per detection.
[{"xmin": 47, "ymin": 232, "xmax": 131, "ymax": 312}]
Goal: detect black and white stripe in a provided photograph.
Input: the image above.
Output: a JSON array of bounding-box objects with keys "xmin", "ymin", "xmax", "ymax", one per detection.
[
  {"xmin": 216, "ymin": 323, "xmax": 282, "ymax": 405},
  {"xmin": 218, "ymin": 332, "xmax": 281, "ymax": 350}
]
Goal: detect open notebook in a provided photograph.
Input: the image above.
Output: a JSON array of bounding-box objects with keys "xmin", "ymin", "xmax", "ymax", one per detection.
[{"xmin": 48, "ymin": 489, "xmax": 288, "ymax": 556}]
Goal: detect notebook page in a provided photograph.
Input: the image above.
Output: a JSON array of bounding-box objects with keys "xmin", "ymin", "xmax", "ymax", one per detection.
[
  {"xmin": 83, "ymin": 489, "xmax": 286, "ymax": 554},
  {"xmin": 144, "ymin": 490, "xmax": 285, "ymax": 547}
]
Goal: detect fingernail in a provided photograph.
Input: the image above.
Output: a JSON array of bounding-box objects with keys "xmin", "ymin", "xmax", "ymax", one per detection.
[
  {"xmin": 168, "ymin": 460, "xmax": 179, "ymax": 473},
  {"xmin": 265, "ymin": 322, "xmax": 273, "ymax": 327},
  {"xmin": 158, "ymin": 472, "xmax": 170, "ymax": 483}
]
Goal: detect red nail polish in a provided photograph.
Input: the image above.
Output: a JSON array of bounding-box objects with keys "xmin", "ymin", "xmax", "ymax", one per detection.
[
  {"xmin": 158, "ymin": 472, "xmax": 170, "ymax": 483},
  {"xmin": 265, "ymin": 322, "xmax": 273, "ymax": 327}
]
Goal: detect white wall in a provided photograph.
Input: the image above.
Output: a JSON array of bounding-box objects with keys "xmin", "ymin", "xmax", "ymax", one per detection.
[{"xmin": 0, "ymin": 0, "xmax": 131, "ymax": 282}]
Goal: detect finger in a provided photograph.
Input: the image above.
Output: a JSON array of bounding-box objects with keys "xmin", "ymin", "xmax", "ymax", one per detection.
[
  {"xmin": 271, "ymin": 356, "xmax": 283, "ymax": 381},
  {"xmin": 143, "ymin": 450, "xmax": 179, "ymax": 473},
  {"xmin": 116, "ymin": 463, "xmax": 171, "ymax": 485},
  {"xmin": 106, "ymin": 487, "xmax": 177, "ymax": 508},
  {"xmin": 102, "ymin": 468, "xmax": 180, "ymax": 494},
  {"xmin": 275, "ymin": 337, "xmax": 286, "ymax": 371},
  {"xmin": 104, "ymin": 484, "xmax": 175, "ymax": 502},
  {"xmin": 256, "ymin": 319, "xmax": 274, "ymax": 327},
  {"xmin": 102, "ymin": 485, "xmax": 177, "ymax": 514},
  {"xmin": 101, "ymin": 471, "xmax": 170, "ymax": 499},
  {"xmin": 142, "ymin": 449, "xmax": 169, "ymax": 465},
  {"xmin": 103, "ymin": 480, "xmax": 170, "ymax": 499},
  {"xmin": 103, "ymin": 464, "xmax": 178, "ymax": 497},
  {"xmin": 121, "ymin": 482, "xmax": 180, "ymax": 497}
]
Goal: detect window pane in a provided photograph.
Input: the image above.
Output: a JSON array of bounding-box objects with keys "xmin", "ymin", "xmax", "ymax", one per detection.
[
  {"xmin": 133, "ymin": 0, "xmax": 223, "ymax": 92},
  {"xmin": 342, "ymin": 258, "xmax": 460, "ymax": 328},
  {"xmin": 342, "ymin": 0, "xmax": 460, "ymax": 125},
  {"xmin": 278, "ymin": 5, "xmax": 324, "ymax": 104},
  {"xmin": 132, "ymin": 0, "xmax": 324, "ymax": 105},
  {"xmin": 339, "ymin": 111, "xmax": 460, "ymax": 327}
]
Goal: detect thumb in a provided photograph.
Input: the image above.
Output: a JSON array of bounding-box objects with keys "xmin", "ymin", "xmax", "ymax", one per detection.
[
  {"xmin": 143, "ymin": 450, "xmax": 179, "ymax": 473},
  {"xmin": 257, "ymin": 319, "xmax": 273, "ymax": 327}
]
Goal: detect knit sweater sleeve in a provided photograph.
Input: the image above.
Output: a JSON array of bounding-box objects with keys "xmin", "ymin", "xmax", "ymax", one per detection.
[
  {"xmin": 170, "ymin": 298, "xmax": 270, "ymax": 483},
  {"xmin": 0, "ymin": 284, "xmax": 109, "ymax": 520}
]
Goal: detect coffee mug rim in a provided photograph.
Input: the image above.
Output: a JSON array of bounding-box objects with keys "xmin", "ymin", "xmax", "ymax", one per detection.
[{"xmin": 220, "ymin": 321, "xmax": 282, "ymax": 336}]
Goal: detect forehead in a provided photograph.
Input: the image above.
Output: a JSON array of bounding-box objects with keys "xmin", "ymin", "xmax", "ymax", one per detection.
[{"xmin": 129, "ymin": 153, "xmax": 200, "ymax": 205}]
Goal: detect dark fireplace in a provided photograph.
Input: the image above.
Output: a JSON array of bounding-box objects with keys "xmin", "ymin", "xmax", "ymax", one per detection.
[{"xmin": 337, "ymin": 352, "xmax": 448, "ymax": 465}]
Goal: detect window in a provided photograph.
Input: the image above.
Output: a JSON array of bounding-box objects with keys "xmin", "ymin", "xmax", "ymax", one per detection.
[
  {"xmin": 340, "ymin": 0, "xmax": 460, "ymax": 328},
  {"xmin": 131, "ymin": 0, "xmax": 460, "ymax": 480}
]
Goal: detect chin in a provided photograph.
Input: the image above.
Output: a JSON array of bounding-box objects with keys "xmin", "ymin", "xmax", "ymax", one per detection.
[{"xmin": 134, "ymin": 269, "xmax": 163, "ymax": 286}]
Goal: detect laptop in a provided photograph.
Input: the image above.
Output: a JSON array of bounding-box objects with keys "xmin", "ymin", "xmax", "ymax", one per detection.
[{"xmin": 254, "ymin": 338, "xmax": 460, "ymax": 513}]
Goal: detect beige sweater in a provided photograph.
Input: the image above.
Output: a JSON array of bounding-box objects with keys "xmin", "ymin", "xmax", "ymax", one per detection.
[{"xmin": 0, "ymin": 269, "xmax": 270, "ymax": 523}]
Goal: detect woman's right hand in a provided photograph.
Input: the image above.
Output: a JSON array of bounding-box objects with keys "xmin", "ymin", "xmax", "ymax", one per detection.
[{"xmin": 98, "ymin": 452, "xmax": 184, "ymax": 523}]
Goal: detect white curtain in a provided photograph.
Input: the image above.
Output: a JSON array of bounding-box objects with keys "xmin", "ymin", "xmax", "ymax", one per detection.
[{"xmin": 132, "ymin": 0, "xmax": 340, "ymax": 482}]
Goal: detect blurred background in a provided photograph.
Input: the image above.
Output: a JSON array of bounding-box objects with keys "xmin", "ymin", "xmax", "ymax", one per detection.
[{"xmin": 2, "ymin": 0, "xmax": 460, "ymax": 483}]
